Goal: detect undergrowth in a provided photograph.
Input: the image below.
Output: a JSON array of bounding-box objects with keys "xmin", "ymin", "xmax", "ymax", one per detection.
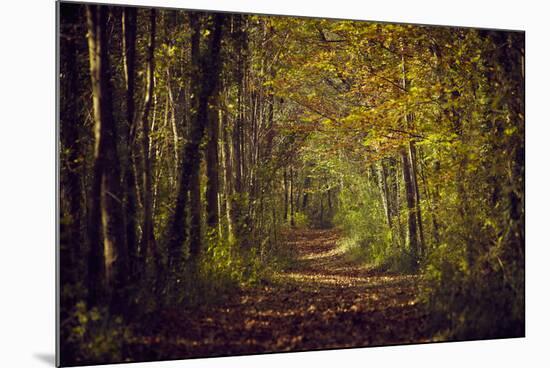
[
  {"xmin": 337, "ymin": 235, "xmax": 416, "ymax": 274},
  {"xmin": 333, "ymin": 178, "xmax": 417, "ymax": 274}
]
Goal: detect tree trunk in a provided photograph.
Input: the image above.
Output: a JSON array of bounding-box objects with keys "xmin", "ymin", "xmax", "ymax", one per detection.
[
  {"xmin": 283, "ymin": 168, "xmax": 288, "ymax": 222},
  {"xmin": 140, "ymin": 9, "xmax": 158, "ymax": 271},
  {"xmin": 85, "ymin": 5, "xmax": 127, "ymax": 307},
  {"xmin": 290, "ymin": 166, "xmax": 295, "ymax": 227},
  {"xmin": 401, "ymin": 147, "xmax": 418, "ymax": 261},
  {"xmin": 166, "ymin": 68, "xmax": 180, "ymax": 186},
  {"xmin": 418, "ymin": 148, "xmax": 440, "ymax": 245},
  {"xmin": 302, "ymin": 175, "xmax": 310, "ymax": 211},
  {"xmin": 167, "ymin": 14, "xmax": 199, "ymax": 270},
  {"xmin": 188, "ymin": 159, "xmax": 201, "ymax": 259},
  {"xmin": 167, "ymin": 14, "xmax": 224, "ymax": 267},
  {"xmin": 221, "ymin": 109, "xmax": 234, "ymax": 237},
  {"xmin": 206, "ymin": 89, "xmax": 220, "ymax": 232},
  {"xmin": 391, "ymin": 157, "xmax": 405, "ymax": 248},
  {"xmin": 231, "ymin": 14, "xmax": 248, "ymax": 249},
  {"xmin": 409, "ymin": 141, "xmax": 426, "ymax": 254},
  {"xmin": 399, "ymin": 43, "xmax": 422, "ymax": 262},
  {"xmin": 59, "ymin": 4, "xmax": 84, "ymax": 291},
  {"xmin": 379, "ymin": 160, "xmax": 393, "ymax": 230},
  {"xmin": 121, "ymin": 6, "xmax": 138, "ymax": 279},
  {"xmin": 319, "ymin": 187, "xmax": 324, "ymax": 227}
]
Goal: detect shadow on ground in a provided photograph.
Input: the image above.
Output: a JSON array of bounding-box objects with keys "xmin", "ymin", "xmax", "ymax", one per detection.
[{"xmin": 126, "ymin": 228, "xmax": 432, "ymax": 361}]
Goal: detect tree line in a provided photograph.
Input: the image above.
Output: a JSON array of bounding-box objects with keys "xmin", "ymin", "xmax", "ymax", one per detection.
[
  {"xmin": 59, "ymin": 3, "xmax": 524, "ymax": 362},
  {"xmin": 272, "ymin": 20, "xmax": 524, "ymax": 338}
]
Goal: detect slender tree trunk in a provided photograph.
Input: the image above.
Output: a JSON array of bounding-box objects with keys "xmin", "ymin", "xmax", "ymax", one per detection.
[
  {"xmin": 221, "ymin": 109, "xmax": 234, "ymax": 237},
  {"xmin": 190, "ymin": 14, "xmax": 224, "ymax": 261},
  {"xmin": 302, "ymin": 175, "xmax": 310, "ymax": 211},
  {"xmin": 290, "ymin": 166, "xmax": 295, "ymax": 227},
  {"xmin": 283, "ymin": 168, "xmax": 288, "ymax": 222},
  {"xmin": 85, "ymin": 5, "xmax": 127, "ymax": 307},
  {"xmin": 399, "ymin": 43, "xmax": 422, "ymax": 262},
  {"xmin": 401, "ymin": 147, "xmax": 418, "ymax": 260},
  {"xmin": 379, "ymin": 160, "xmax": 393, "ymax": 230},
  {"xmin": 391, "ymin": 157, "xmax": 405, "ymax": 248},
  {"xmin": 140, "ymin": 9, "xmax": 158, "ymax": 270},
  {"xmin": 166, "ymin": 68, "xmax": 180, "ymax": 186},
  {"xmin": 167, "ymin": 13, "xmax": 200, "ymax": 270},
  {"xmin": 206, "ymin": 89, "xmax": 220, "ymax": 232},
  {"xmin": 232, "ymin": 111, "xmax": 243, "ymax": 239},
  {"xmin": 167, "ymin": 14, "xmax": 224, "ymax": 267},
  {"xmin": 121, "ymin": 6, "xmax": 138, "ymax": 279},
  {"xmin": 188, "ymin": 160, "xmax": 201, "ymax": 258},
  {"xmin": 319, "ymin": 186, "xmax": 324, "ymax": 227},
  {"xmin": 409, "ymin": 141, "xmax": 426, "ymax": 254},
  {"xmin": 59, "ymin": 4, "xmax": 83, "ymax": 290},
  {"xmin": 231, "ymin": 14, "xmax": 248, "ymax": 249},
  {"xmin": 418, "ymin": 148, "xmax": 440, "ymax": 245}
]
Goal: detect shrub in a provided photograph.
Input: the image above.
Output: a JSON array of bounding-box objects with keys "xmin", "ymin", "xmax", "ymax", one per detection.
[
  {"xmin": 61, "ymin": 301, "xmax": 132, "ymax": 365},
  {"xmin": 423, "ymin": 237, "xmax": 524, "ymax": 340}
]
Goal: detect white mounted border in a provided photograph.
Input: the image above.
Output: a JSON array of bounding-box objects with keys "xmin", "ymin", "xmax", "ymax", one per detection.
[{"xmin": 0, "ymin": 1, "xmax": 547, "ymax": 368}]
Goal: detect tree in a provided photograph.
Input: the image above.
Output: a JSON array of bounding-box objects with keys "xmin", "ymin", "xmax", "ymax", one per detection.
[
  {"xmin": 60, "ymin": 6, "xmax": 525, "ymax": 355},
  {"xmin": 121, "ymin": 6, "xmax": 139, "ymax": 279},
  {"xmin": 206, "ymin": 88, "xmax": 220, "ymax": 232},
  {"xmin": 140, "ymin": 9, "xmax": 158, "ymax": 269},
  {"xmin": 85, "ymin": 4, "xmax": 128, "ymax": 306},
  {"xmin": 167, "ymin": 13, "xmax": 224, "ymax": 269},
  {"xmin": 59, "ymin": 3, "xmax": 85, "ymax": 292}
]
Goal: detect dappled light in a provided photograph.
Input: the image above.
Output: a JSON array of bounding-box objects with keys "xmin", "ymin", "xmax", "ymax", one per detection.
[
  {"xmin": 122, "ymin": 229, "xmax": 431, "ymax": 360},
  {"xmin": 58, "ymin": 2, "xmax": 524, "ymax": 365}
]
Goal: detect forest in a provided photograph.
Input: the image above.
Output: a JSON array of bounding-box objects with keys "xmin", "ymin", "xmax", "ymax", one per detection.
[{"xmin": 58, "ymin": 2, "xmax": 524, "ymax": 366}]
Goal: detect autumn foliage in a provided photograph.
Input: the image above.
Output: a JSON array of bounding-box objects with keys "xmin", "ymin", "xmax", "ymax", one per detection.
[{"xmin": 58, "ymin": 3, "xmax": 524, "ymax": 366}]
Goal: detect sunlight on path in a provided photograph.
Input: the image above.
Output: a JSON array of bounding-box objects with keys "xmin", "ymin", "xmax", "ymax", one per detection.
[{"xmin": 130, "ymin": 228, "xmax": 431, "ymax": 360}]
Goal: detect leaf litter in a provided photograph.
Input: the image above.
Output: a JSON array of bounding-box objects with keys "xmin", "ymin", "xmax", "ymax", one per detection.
[{"xmin": 127, "ymin": 228, "xmax": 432, "ymax": 360}]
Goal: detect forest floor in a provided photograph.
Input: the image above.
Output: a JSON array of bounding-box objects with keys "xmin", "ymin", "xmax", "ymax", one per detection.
[{"xmin": 129, "ymin": 228, "xmax": 432, "ymax": 361}]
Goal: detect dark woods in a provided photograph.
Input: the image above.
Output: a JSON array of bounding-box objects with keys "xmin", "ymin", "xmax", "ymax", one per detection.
[
  {"xmin": 59, "ymin": 2, "xmax": 524, "ymax": 365},
  {"xmin": 60, "ymin": 5, "xmax": 284, "ymax": 364}
]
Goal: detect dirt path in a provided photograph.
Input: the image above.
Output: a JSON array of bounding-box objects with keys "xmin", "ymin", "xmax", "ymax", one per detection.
[{"xmin": 130, "ymin": 228, "xmax": 431, "ymax": 361}]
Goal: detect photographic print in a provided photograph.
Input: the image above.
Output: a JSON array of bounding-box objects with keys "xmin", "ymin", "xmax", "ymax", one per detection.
[{"xmin": 57, "ymin": 1, "xmax": 525, "ymax": 366}]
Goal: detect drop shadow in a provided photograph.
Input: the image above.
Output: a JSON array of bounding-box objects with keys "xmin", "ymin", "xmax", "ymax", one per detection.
[{"xmin": 33, "ymin": 353, "xmax": 56, "ymax": 366}]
